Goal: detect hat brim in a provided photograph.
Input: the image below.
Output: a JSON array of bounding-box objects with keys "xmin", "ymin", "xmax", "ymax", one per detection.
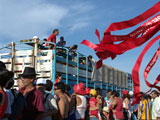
[
  {"xmin": 73, "ymin": 85, "xmax": 86, "ymax": 95},
  {"xmin": 19, "ymin": 73, "xmax": 39, "ymax": 78}
]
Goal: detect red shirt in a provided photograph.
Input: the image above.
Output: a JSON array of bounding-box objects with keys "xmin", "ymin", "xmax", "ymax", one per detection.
[
  {"xmin": 19, "ymin": 87, "xmax": 44, "ymax": 120},
  {"xmin": 46, "ymin": 34, "xmax": 56, "ymax": 46},
  {"xmin": 113, "ymin": 97, "xmax": 124, "ymax": 119},
  {"xmin": 89, "ymin": 97, "xmax": 99, "ymax": 118},
  {"xmin": 54, "ymin": 79, "xmax": 59, "ymax": 85},
  {"xmin": 0, "ymin": 90, "xmax": 8, "ymax": 119}
]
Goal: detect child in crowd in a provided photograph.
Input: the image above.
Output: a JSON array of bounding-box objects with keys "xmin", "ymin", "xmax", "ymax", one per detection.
[{"xmin": 89, "ymin": 89, "xmax": 99, "ymax": 120}]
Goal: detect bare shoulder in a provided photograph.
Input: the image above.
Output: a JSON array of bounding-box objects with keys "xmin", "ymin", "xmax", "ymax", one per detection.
[
  {"xmin": 112, "ymin": 98, "xmax": 118, "ymax": 104},
  {"xmin": 59, "ymin": 95, "xmax": 68, "ymax": 102},
  {"xmin": 76, "ymin": 95, "xmax": 82, "ymax": 106}
]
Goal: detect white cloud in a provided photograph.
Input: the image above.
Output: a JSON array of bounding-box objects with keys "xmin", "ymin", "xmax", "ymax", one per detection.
[
  {"xmin": 66, "ymin": 2, "xmax": 95, "ymax": 32},
  {"xmin": 0, "ymin": 0, "xmax": 95, "ymax": 43},
  {"xmin": 70, "ymin": 2, "xmax": 94, "ymax": 15},
  {"xmin": 0, "ymin": 0, "xmax": 68, "ymax": 42},
  {"xmin": 70, "ymin": 22, "xmax": 89, "ymax": 31}
]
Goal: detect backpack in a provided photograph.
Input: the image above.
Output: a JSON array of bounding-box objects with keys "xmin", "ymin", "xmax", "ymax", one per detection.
[{"xmin": 9, "ymin": 89, "xmax": 25, "ymax": 120}]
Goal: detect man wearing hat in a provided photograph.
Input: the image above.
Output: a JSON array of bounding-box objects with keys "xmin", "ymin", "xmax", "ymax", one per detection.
[{"xmin": 19, "ymin": 67, "xmax": 44, "ymax": 120}]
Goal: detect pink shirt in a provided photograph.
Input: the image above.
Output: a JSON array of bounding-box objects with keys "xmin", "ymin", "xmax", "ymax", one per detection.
[
  {"xmin": 113, "ymin": 97, "xmax": 124, "ymax": 119},
  {"xmin": 89, "ymin": 97, "xmax": 99, "ymax": 118}
]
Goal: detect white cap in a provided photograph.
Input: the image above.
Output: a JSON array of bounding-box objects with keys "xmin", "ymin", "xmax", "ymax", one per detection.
[
  {"xmin": 36, "ymin": 78, "xmax": 46, "ymax": 85},
  {"xmin": 32, "ymin": 36, "xmax": 39, "ymax": 40},
  {"xmin": 129, "ymin": 91, "xmax": 133, "ymax": 96}
]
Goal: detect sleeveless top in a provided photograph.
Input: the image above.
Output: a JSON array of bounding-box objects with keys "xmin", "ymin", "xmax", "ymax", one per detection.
[
  {"xmin": 89, "ymin": 97, "xmax": 99, "ymax": 118},
  {"xmin": 75, "ymin": 95, "xmax": 87, "ymax": 119},
  {"xmin": 113, "ymin": 97, "xmax": 124, "ymax": 119},
  {"xmin": 0, "ymin": 90, "xmax": 8, "ymax": 119}
]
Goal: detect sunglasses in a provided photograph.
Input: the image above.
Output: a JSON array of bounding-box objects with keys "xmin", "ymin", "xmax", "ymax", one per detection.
[
  {"xmin": 98, "ymin": 97, "xmax": 102, "ymax": 99},
  {"xmin": 54, "ymin": 88, "xmax": 59, "ymax": 90}
]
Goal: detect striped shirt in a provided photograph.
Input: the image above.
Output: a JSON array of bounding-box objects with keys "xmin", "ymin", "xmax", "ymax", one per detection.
[{"xmin": 140, "ymin": 99, "xmax": 151, "ymax": 120}]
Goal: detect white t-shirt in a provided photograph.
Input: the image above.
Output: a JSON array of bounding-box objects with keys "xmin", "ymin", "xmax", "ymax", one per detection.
[{"xmin": 156, "ymin": 96, "xmax": 160, "ymax": 118}]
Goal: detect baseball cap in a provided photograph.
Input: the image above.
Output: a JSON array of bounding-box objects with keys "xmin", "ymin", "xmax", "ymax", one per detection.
[{"xmin": 36, "ymin": 78, "xmax": 46, "ymax": 85}]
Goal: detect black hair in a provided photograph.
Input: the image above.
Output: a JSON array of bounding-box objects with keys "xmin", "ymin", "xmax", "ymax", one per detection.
[
  {"xmin": 0, "ymin": 61, "xmax": 6, "ymax": 71},
  {"xmin": 65, "ymin": 84, "xmax": 71, "ymax": 92},
  {"xmin": 0, "ymin": 69, "xmax": 14, "ymax": 87},
  {"xmin": 147, "ymin": 94, "xmax": 151, "ymax": 100},
  {"xmin": 5, "ymin": 80, "xmax": 14, "ymax": 89},
  {"xmin": 71, "ymin": 44, "xmax": 78, "ymax": 49},
  {"xmin": 140, "ymin": 92, "xmax": 147, "ymax": 100},
  {"xmin": 60, "ymin": 36, "xmax": 64, "ymax": 41},
  {"xmin": 111, "ymin": 90, "xmax": 119, "ymax": 97},
  {"xmin": 54, "ymin": 82, "xmax": 65, "ymax": 93},
  {"xmin": 151, "ymin": 90, "xmax": 158, "ymax": 96},
  {"xmin": 107, "ymin": 89, "xmax": 112, "ymax": 93},
  {"xmin": 56, "ymin": 73, "xmax": 62, "ymax": 79},
  {"xmin": 46, "ymin": 80, "xmax": 53, "ymax": 91},
  {"xmin": 88, "ymin": 55, "xmax": 93, "ymax": 59},
  {"xmin": 43, "ymin": 38, "xmax": 47, "ymax": 41},
  {"xmin": 95, "ymin": 87, "xmax": 102, "ymax": 96},
  {"xmin": 53, "ymin": 29, "xmax": 59, "ymax": 34}
]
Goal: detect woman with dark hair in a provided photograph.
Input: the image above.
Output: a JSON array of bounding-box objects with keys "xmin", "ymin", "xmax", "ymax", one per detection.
[
  {"xmin": 0, "ymin": 69, "xmax": 14, "ymax": 119},
  {"xmin": 64, "ymin": 84, "xmax": 77, "ymax": 120},
  {"xmin": 121, "ymin": 90, "xmax": 129, "ymax": 120},
  {"xmin": 95, "ymin": 88, "xmax": 103, "ymax": 119},
  {"xmin": 111, "ymin": 90, "xmax": 124, "ymax": 120},
  {"xmin": 68, "ymin": 44, "xmax": 78, "ymax": 61},
  {"xmin": 55, "ymin": 73, "xmax": 62, "ymax": 84}
]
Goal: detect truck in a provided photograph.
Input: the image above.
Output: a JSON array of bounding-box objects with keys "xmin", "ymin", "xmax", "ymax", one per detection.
[{"xmin": 0, "ymin": 38, "xmax": 133, "ymax": 95}]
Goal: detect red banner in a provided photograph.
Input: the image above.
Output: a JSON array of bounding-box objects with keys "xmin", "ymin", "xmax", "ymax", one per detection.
[
  {"xmin": 81, "ymin": 2, "xmax": 160, "ymax": 69},
  {"xmin": 131, "ymin": 35, "xmax": 160, "ymax": 105},
  {"xmin": 81, "ymin": 2, "xmax": 160, "ymax": 105}
]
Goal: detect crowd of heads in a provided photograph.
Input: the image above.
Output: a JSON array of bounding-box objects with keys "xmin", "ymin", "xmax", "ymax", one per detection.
[{"xmin": 1, "ymin": 60, "xmax": 160, "ymax": 120}]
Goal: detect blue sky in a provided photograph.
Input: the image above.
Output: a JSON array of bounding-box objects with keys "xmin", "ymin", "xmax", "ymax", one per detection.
[{"xmin": 0, "ymin": 0, "xmax": 160, "ymax": 92}]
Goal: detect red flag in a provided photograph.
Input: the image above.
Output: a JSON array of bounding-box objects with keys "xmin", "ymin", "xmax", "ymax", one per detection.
[
  {"xmin": 131, "ymin": 35, "xmax": 160, "ymax": 105},
  {"xmin": 81, "ymin": 2, "xmax": 160, "ymax": 68}
]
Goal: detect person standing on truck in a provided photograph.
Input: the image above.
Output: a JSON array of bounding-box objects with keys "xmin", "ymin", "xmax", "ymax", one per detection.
[{"xmin": 46, "ymin": 29, "xmax": 59, "ymax": 49}]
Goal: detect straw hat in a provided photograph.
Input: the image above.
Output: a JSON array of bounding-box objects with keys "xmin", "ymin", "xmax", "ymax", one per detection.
[{"xmin": 103, "ymin": 106, "xmax": 109, "ymax": 113}]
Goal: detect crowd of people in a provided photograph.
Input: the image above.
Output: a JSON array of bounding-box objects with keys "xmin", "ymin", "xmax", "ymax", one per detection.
[
  {"xmin": 1, "ymin": 29, "xmax": 160, "ymax": 120},
  {"xmin": 1, "ymin": 59, "xmax": 160, "ymax": 120},
  {"xmin": 33, "ymin": 29, "xmax": 93, "ymax": 67}
]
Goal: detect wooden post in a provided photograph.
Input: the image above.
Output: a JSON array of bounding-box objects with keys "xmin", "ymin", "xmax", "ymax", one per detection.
[
  {"xmin": 33, "ymin": 39, "xmax": 38, "ymax": 72},
  {"xmin": 11, "ymin": 42, "xmax": 15, "ymax": 72}
]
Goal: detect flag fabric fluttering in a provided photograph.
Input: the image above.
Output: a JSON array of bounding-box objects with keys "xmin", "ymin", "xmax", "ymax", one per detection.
[{"xmin": 81, "ymin": 1, "xmax": 160, "ymax": 105}]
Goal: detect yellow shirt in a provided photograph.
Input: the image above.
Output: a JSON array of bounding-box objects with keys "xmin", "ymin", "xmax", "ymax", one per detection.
[{"xmin": 140, "ymin": 99, "xmax": 151, "ymax": 120}]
